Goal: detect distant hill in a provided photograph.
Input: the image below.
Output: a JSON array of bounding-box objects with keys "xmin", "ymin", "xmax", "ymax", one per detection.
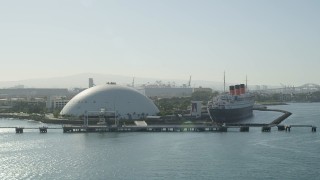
[{"xmin": 0, "ymin": 73, "xmax": 225, "ymax": 90}]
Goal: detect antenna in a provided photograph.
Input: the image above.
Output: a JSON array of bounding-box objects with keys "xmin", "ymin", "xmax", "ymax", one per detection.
[{"xmin": 132, "ymin": 77, "xmax": 135, "ymax": 87}]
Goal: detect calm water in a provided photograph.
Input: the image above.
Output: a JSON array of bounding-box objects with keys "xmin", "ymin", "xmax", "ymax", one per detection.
[{"xmin": 1, "ymin": 103, "xmax": 319, "ymax": 180}]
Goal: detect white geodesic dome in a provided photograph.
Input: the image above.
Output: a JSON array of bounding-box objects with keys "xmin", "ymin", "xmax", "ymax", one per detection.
[{"xmin": 60, "ymin": 85, "xmax": 159, "ymax": 120}]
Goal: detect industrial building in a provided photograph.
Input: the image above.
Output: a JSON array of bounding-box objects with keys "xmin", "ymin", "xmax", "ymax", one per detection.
[
  {"xmin": 46, "ymin": 97, "xmax": 69, "ymax": 110},
  {"xmin": 0, "ymin": 88, "xmax": 69, "ymax": 98}
]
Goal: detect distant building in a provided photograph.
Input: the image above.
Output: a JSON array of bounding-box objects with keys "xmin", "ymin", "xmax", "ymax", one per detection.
[
  {"xmin": 46, "ymin": 97, "xmax": 69, "ymax": 110},
  {"xmin": 0, "ymin": 98, "xmax": 12, "ymax": 110},
  {"xmin": 193, "ymin": 87, "xmax": 212, "ymax": 93},
  {"xmin": 0, "ymin": 88, "xmax": 69, "ymax": 98}
]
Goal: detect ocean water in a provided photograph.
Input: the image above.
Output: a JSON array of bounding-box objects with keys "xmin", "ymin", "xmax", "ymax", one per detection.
[{"xmin": 0, "ymin": 103, "xmax": 319, "ymax": 180}]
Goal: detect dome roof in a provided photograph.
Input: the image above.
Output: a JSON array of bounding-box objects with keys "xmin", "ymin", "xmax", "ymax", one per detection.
[{"xmin": 60, "ymin": 85, "xmax": 159, "ymax": 119}]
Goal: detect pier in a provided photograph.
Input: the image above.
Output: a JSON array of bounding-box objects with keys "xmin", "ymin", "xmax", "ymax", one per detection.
[
  {"xmin": 0, "ymin": 108, "xmax": 317, "ymax": 134},
  {"xmin": 0, "ymin": 123, "xmax": 316, "ymax": 133}
]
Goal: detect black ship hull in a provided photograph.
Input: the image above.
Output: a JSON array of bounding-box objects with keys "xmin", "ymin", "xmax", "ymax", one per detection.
[{"xmin": 208, "ymin": 105, "xmax": 253, "ymax": 123}]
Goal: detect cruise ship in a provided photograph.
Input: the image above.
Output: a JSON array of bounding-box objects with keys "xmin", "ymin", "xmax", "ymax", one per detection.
[{"xmin": 207, "ymin": 84, "xmax": 255, "ymax": 123}]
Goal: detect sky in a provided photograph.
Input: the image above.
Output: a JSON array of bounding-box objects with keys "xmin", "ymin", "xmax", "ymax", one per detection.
[{"xmin": 0, "ymin": 0, "xmax": 319, "ymax": 86}]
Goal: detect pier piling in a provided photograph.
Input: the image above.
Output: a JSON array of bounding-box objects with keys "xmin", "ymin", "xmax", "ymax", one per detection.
[
  {"xmin": 39, "ymin": 127, "xmax": 48, "ymax": 133},
  {"xmin": 261, "ymin": 126, "xmax": 271, "ymax": 132},
  {"xmin": 217, "ymin": 127, "xmax": 228, "ymax": 132},
  {"xmin": 240, "ymin": 126, "xmax": 249, "ymax": 132},
  {"xmin": 277, "ymin": 125, "xmax": 285, "ymax": 131},
  {"xmin": 15, "ymin": 127, "xmax": 24, "ymax": 133},
  {"xmin": 285, "ymin": 126, "xmax": 291, "ymax": 132}
]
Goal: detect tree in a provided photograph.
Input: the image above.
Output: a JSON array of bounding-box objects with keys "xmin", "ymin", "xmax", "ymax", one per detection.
[{"xmin": 191, "ymin": 91, "xmax": 219, "ymax": 102}]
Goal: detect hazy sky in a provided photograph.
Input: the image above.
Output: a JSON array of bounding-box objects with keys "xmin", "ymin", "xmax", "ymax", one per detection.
[{"xmin": 0, "ymin": 0, "xmax": 319, "ymax": 86}]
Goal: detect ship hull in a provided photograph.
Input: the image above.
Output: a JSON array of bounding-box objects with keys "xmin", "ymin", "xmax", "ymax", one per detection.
[{"xmin": 208, "ymin": 105, "xmax": 253, "ymax": 123}]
